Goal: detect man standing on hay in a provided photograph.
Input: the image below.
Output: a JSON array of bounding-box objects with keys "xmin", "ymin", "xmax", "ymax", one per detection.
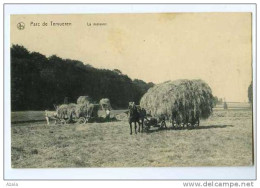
[
  {"xmin": 100, "ymin": 98, "xmax": 112, "ymax": 121},
  {"xmin": 105, "ymin": 109, "xmax": 110, "ymax": 121}
]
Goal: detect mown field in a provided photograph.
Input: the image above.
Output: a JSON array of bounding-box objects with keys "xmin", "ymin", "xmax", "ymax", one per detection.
[{"xmin": 11, "ymin": 103, "xmax": 253, "ymax": 168}]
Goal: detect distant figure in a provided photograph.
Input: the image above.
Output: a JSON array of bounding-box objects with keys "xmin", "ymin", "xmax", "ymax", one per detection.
[{"xmin": 224, "ymin": 101, "xmax": 228, "ymax": 110}]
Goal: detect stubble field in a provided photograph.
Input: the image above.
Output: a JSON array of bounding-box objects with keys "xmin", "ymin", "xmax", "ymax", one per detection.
[{"xmin": 11, "ymin": 103, "xmax": 253, "ymax": 168}]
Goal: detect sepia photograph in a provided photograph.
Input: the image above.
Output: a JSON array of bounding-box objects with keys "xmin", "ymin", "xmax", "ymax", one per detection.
[{"xmin": 8, "ymin": 10, "xmax": 254, "ymax": 171}]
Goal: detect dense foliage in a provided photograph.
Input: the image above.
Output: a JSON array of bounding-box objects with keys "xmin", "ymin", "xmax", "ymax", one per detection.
[
  {"xmin": 11, "ymin": 45, "xmax": 154, "ymax": 110},
  {"xmin": 248, "ymin": 81, "xmax": 253, "ymax": 104}
]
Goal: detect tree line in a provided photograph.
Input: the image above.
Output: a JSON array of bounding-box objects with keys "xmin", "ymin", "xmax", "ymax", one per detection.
[
  {"xmin": 248, "ymin": 81, "xmax": 253, "ymax": 104},
  {"xmin": 11, "ymin": 45, "xmax": 154, "ymax": 111}
]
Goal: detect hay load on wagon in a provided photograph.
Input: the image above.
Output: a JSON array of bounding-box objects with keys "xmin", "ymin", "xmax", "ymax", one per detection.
[
  {"xmin": 77, "ymin": 96, "xmax": 92, "ymax": 105},
  {"xmin": 140, "ymin": 79, "xmax": 214, "ymax": 127},
  {"xmin": 54, "ymin": 96, "xmax": 98, "ymax": 124},
  {"xmin": 56, "ymin": 103, "xmax": 77, "ymax": 119}
]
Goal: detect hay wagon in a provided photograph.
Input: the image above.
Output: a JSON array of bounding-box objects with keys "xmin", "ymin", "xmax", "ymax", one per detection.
[
  {"xmin": 53, "ymin": 102, "xmax": 98, "ymax": 125},
  {"xmin": 143, "ymin": 115, "xmax": 167, "ymax": 131},
  {"xmin": 47, "ymin": 96, "xmax": 105, "ymax": 125},
  {"xmin": 140, "ymin": 79, "xmax": 214, "ymax": 129}
]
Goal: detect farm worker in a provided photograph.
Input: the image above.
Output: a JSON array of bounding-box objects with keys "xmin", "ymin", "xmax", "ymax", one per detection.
[
  {"xmin": 106, "ymin": 109, "xmax": 110, "ymax": 120},
  {"xmin": 141, "ymin": 108, "xmax": 148, "ymax": 121},
  {"xmin": 45, "ymin": 110, "xmax": 50, "ymax": 125},
  {"xmin": 141, "ymin": 108, "xmax": 146, "ymax": 117}
]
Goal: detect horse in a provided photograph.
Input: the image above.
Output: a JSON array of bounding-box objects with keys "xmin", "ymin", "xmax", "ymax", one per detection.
[
  {"xmin": 138, "ymin": 107, "xmax": 147, "ymax": 132},
  {"xmin": 128, "ymin": 102, "xmax": 142, "ymax": 135}
]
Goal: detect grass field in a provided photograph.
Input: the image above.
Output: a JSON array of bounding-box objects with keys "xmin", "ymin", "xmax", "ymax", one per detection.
[{"xmin": 11, "ymin": 103, "xmax": 253, "ymax": 168}]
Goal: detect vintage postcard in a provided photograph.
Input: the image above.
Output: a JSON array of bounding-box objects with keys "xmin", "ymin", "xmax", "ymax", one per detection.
[{"xmin": 5, "ymin": 4, "xmax": 256, "ymax": 179}]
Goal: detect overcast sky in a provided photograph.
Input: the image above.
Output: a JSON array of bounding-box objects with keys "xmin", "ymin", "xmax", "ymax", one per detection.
[{"xmin": 11, "ymin": 13, "xmax": 252, "ymax": 102}]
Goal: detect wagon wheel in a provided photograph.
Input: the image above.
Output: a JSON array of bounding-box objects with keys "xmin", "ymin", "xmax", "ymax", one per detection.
[
  {"xmin": 144, "ymin": 120, "xmax": 150, "ymax": 131},
  {"xmin": 160, "ymin": 121, "xmax": 167, "ymax": 129},
  {"xmin": 144, "ymin": 125, "xmax": 150, "ymax": 131},
  {"xmin": 171, "ymin": 121, "xmax": 176, "ymax": 129},
  {"xmin": 60, "ymin": 119, "xmax": 67, "ymax": 125},
  {"xmin": 188, "ymin": 123, "xmax": 194, "ymax": 129},
  {"xmin": 193, "ymin": 123, "xmax": 199, "ymax": 128},
  {"xmin": 77, "ymin": 117, "xmax": 86, "ymax": 124}
]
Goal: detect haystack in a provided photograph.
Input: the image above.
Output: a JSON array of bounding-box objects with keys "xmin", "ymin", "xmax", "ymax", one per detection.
[
  {"xmin": 77, "ymin": 96, "xmax": 91, "ymax": 105},
  {"xmin": 99, "ymin": 98, "xmax": 112, "ymax": 111},
  {"xmin": 75, "ymin": 103, "xmax": 89, "ymax": 118},
  {"xmin": 75, "ymin": 103, "xmax": 99, "ymax": 118},
  {"xmin": 140, "ymin": 79, "xmax": 214, "ymax": 123},
  {"xmin": 57, "ymin": 102, "xmax": 99, "ymax": 120},
  {"xmin": 56, "ymin": 103, "xmax": 77, "ymax": 119}
]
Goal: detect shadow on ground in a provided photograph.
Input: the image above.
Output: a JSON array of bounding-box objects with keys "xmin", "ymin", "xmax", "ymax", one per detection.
[
  {"xmin": 12, "ymin": 117, "xmax": 119, "ymax": 126},
  {"xmin": 88, "ymin": 117, "xmax": 119, "ymax": 123},
  {"xmin": 12, "ymin": 120, "xmax": 46, "ymax": 126},
  {"xmin": 145, "ymin": 124, "xmax": 234, "ymax": 133}
]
